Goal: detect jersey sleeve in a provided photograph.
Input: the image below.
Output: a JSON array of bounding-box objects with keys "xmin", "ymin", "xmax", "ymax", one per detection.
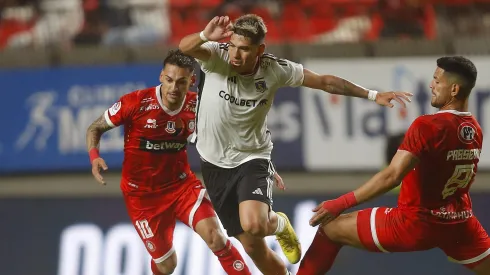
[
  {"xmin": 103, "ymin": 92, "xmax": 136, "ymax": 127},
  {"xmin": 399, "ymin": 117, "xmax": 433, "ymax": 158},
  {"xmin": 197, "ymin": 42, "xmax": 229, "ymax": 72},
  {"xmin": 276, "ymin": 58, "xmax": 305, "ymax": 87}
]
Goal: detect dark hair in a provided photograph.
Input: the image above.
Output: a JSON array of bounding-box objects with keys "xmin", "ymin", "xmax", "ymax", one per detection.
[
  {"xmin": 437, "ymin": 56, "xmax": 477, "ymax": 97},
  {"xmin": 233, "ymin": 14, "xmax": 267, "ymax": 44},
  {"xmin": 163, "ymin": 49, "xmax": 196, "ymax": 72}
]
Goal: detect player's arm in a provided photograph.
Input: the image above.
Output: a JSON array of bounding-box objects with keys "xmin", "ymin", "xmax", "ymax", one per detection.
[
  {"xmin": 86, "ymin": 114, "xmax": 114, "ymax": 152},
  {"xmin": 86, "ymin": 97, "xmax": 129, "ymax": 185},
  {"xmin": 301, "ymin": 68, "xmax": 413, "ymax": 108},
  {"xmin": 86, "ymin": 114, "xmax": 115, "ymax": 185},
  {"xmin": 179, "ymin": 16, "xmax": 233, "ymax": 62},
  {"xmin": 310, "ymin": 150, "xmax": 418, "ymax": 227}
]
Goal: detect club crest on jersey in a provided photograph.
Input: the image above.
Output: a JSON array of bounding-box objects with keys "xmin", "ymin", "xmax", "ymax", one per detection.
[
  {"xmin": 255, "ymin": 80, "xmax": 267, "ymax": 93},
  {"xmin": 165, "ymin": 121, "xmax": 176, "ymax": 133},
  {"xmin": 458, "ymin": 122, "xmax": 477, "ymax": 144}
]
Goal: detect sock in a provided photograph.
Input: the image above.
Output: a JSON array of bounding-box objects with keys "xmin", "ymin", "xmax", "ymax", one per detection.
[
  {"xmin": 214, "ymin": 239, "xmax": 251, "ymax": 274},
  {"xmin": 296, "ymin": 228, "xmax": 342, "ymax": 275},
  {"xmin": 150, "ymin": 261, "xmax": 166, "ymax": 275},
  {"xmin": 273, "ymin": 213, "xmax": 286, "ymax": 235}
]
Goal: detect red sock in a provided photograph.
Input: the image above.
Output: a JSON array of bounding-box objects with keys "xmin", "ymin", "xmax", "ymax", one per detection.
[
  {"xmin": 297, "ymin": 228, "xmax": 342, "ymax": 275},
  {"xmin": 214, "ymin": 240, "xmax": 251, "ymax": 274},
  {"xmin": 150, "ymin": 261, "xmax": 165, "ymax": 275}
]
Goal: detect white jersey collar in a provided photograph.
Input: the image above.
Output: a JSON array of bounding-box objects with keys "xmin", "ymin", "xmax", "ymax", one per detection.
[
  {"xmin": 155, "ymin": 85, "xmax": 186, "ymax": 116},
  {"xmin": 437, "ymin": 110, "xmax": 472, "ymax": 116}
]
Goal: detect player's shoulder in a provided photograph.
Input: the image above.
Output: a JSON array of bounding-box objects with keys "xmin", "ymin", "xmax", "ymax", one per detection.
[
  {"xmin": 261, "ymin": 53, "xmax": 290, "ymax": 67},
  {"xmin": 409, "ymin": 115, "xmax": 437, "ymax": 133},
  {"xmin": 183, "ymin": 91, "xmax": 198, "ymax": 112}
]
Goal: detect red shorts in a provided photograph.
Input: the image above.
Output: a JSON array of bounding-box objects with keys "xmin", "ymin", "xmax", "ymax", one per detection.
[
  {"xmin": 357, "ymin": 207, "xmax": 490, "ymax": 269},
  {"xmin": 122, "ymin": 176, "xmax": 216, "ymax": 263}
]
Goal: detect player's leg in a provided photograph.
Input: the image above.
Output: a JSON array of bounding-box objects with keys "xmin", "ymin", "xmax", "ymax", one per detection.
[
  {"xmin": 439, "ymin": 216, "xmax": 490, "ymax": 274},
  {"xmin": 297, "ymin": 207, "xmax": 435, "ymax": 274},
  {"xmin": 123, "ymin": 192, "xmax": 178, "ymax": 275},
  {"xmin": 237, "ymin": 159, "xmax": 301, "ymax": 265},
  {"xmin": 296, "ymin": 211, "xmax": 361, "ymax": 275},
  {"xmin": 175, "ymin": 181, "xmax": 251, "ymax": 274}
]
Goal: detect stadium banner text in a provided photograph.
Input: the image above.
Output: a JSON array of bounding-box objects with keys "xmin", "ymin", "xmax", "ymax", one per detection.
[
  {"xmin": 0, "ymin": 65, "xmax": 302, "ymax": 173},
  {"xmin": 0, "ymin": 194, "xmax": 485, "ymax": 275},
  {"xmin": 302, "ymin": 57, "xmax": 490, "ymax": 171}
]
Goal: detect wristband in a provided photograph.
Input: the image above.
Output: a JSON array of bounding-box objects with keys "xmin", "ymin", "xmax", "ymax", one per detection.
[
  {"xmin": 199, "ymin": 31, "xmax": 208, "ymax": 42},
  {"xmin": 322, "ymin": 192, "xmax": 358, "ymax": 217},
  {"xmin": 89, "ymin": 148, "xmax": 100, "ymax": 164},
  {"xmin": 368, "ymin": 90, "xmax": 378, "ymax": 101}
]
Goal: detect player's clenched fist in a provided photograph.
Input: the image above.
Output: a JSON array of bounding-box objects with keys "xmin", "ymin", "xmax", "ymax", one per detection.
[
  {"xmin": 91, "ymin": 157, "xmax": 108, "ymax": 185},
  {"xmin": 202, "ymin": 16, "xmax": 234, "ymax": 41}
]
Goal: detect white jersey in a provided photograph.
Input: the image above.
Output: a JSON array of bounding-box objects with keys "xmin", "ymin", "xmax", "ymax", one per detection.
[{"xmin": 195, "ymin": 41, "xmax": 304, "ymax": 168}]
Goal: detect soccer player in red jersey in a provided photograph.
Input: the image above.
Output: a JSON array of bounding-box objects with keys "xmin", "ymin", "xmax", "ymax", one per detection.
[
  {"xmin": 85, "ymin": 50, "xmax": 251, "ymax": 275},
  {"xmin": 297, "ymin": 56, "xmax": 490, "ymax": 275}
]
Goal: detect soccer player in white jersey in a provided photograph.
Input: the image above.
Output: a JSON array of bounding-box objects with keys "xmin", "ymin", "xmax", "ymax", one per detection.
[{"xmin": 179, "ymin": 14, "xmax": 412, "ymax": 275}]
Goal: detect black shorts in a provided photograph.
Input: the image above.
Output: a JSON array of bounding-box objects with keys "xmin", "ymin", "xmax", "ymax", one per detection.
[{"xmin": 200, "ymin": 158, "xmax": 275, "ymax": 237}]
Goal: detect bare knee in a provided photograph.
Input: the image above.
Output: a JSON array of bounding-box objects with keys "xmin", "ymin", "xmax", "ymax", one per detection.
[
  {"xmin": 323, "ymin": 212, "xmax": 360, "ymax": 247},
  {"xmin": 202, "ymin": 227, "xmax": 227, "ymax": 252},
  {"xmin": 239, "ymin": 201, "xmax": 270, "ymax": 237},
  {"xmin": 241, "ymin": 218, "xmax": 268, "ymax": 237},
  {"xmin": 195, "ymin": 217, "xmax": 228, "ymax": 252},
  {"xmin": 155, "ymin": 253, "xmax": 177, "ymax": 275}
]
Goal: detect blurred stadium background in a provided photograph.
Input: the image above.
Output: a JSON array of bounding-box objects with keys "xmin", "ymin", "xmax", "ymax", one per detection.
[{"xmin": 1, "ymin": 0, "xmax": 490, "ymax": 274}]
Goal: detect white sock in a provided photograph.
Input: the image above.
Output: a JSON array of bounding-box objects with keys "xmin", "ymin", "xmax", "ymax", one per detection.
[{"xmin": 274, "ymin": 213, "xmax": 286, "ymax": 235}]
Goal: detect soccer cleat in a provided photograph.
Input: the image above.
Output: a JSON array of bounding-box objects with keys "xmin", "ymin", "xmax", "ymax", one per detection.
[{"xmin": 275, "ymin": 212, "xmax": 302, "ymax": 264}]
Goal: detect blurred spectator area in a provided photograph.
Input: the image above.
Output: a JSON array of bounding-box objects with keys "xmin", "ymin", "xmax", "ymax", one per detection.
[{"xmin": 1, "ymin": 0, "xmax": 490, "ymax": 49}]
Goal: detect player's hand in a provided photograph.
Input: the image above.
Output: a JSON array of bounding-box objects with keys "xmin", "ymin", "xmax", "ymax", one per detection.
[
  {"xmin": 274, "ymin": 172, "xmax": 286, "ymax": 191},
  {"xmin": 375, "ymin": 91, "xmax": 413, "ymax": 108},
  {"xmin": 203, "ymin": 16, "xmax": 233, "ymax": 41},
  {"xmin": 310, "ymin": 200, "xmax": 342, "ymax": 227},
  {"xmin": 91, "ymin": 158, "xmax": 108, "ymax": 185}
]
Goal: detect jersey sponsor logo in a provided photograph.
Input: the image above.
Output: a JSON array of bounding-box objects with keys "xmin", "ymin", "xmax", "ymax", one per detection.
[
  {"xmin": 458, "ymin": 122, "xmax": 477, "ymax": 144},
  {"xmin": 140, "ymin": 97, "xmax": 154, "ymax": 104},
  {"xmin": 144, "ymin": 118, "xmax": 158, "ymax": 129},
  {"xmin": 108, "ymin": 101, "xmax": 121, "ymax": 116},
  {"xmin": 139, "ymin": 138, "xmax": 187, "ymax": 153},
  {"xmin": 258, "ymin": 99, "xmax": 268, "ymax": 106},
  {"xmin": 255, "ymin": 80, "xmax": 267, "ymax": 93},
  {"xmin": 184, "ymin": 102, "xmax": 196, "ymax": 112},
  {"xmin": 219, "ymin": 90, "xmax": 265, "ymax": 107},
  {"xmin": 144, "ymin": 103, "xmax": 160, "ymax": 111},
  {"xmin": 188, "ymin": 120, "xmax": 195, "ymax": 131}
]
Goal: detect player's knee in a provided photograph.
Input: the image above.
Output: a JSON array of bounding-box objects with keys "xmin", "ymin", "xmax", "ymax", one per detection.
[
  {"xmin": 323, "ymin": 213, "xmax": 358, "ymax": 245},
  {"xmin": 203, "ymin": 227, "xmax": 227, "ymax": 251},
  {"xmin": 241, "ymin": 219, "xmax": 268, "ymax": 237},
  {"xmin": 154, "ymin": 254, "xmax": 177, "ymax": 275}
]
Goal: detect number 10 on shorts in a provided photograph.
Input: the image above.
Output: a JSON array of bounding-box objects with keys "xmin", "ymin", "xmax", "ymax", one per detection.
[{"xmin": 135, "ymin": 219, "xmax": 154, "ymax": 239}]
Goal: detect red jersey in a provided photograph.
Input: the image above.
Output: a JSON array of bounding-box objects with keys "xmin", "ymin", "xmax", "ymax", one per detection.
[
  {"xmin": 398, "ymin": 110, "xmax": 483, "ymax": 224},
  {"xmin": 104, "ymin": 85, "xmax": 197, "ymax": 194}
]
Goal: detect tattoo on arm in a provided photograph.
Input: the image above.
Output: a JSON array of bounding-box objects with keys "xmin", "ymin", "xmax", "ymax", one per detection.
[{"xmin": 86, "ymin": 114, "xmax": 113, "ymax": 151}]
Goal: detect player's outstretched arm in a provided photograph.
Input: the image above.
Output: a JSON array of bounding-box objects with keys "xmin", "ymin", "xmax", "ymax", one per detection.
[
  {"xmin": 301, "ymin": 68, "xmax": 413, "ymax": 108},
  {"xmin": 86, "ymin": 114, "xmax": 114, "ymax": 185},
  {"xmin": 309, "ymin": 150, "xmax": 419, "ymax": 227},
  {"xmin": 179, "ymin": 16, "xmax": 233, "ymax": 61}
]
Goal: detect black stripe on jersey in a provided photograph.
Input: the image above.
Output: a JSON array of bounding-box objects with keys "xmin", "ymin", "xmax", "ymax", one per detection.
[
  {"xmin": 218, "ymin": 43, "xmax": 229, "ymax": 51},
  {"xmin": 262, "ymin": 53, "xmax": 288, "ymax": 66},
  {"xmin": 192, "ymin": 69, "xmax": 206, "ymax": 144},
  {"xmin": 227, "ymin": 76, "xmax": 237, "ymax": 84}
]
